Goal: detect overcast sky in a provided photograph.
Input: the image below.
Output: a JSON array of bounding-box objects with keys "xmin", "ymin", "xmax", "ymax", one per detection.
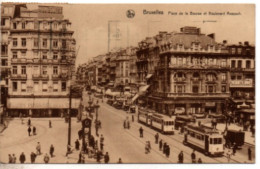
[{"xmin": 27, "ymin": 4, "xmax": 255, "ymax": 66}]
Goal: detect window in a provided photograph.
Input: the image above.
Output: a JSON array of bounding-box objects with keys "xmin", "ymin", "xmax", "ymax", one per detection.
[
  {"xmin": 231, "ymin": 75, "xmax": 236, "ymax": 80},
  {"xmin": 21, "ymin": 66, "xmax": 26, "ymax": 74},
  {"xmin": 43, "ymin": 39, "xmax": 47, "ymax": 48},
  {"xmin": 13, "ymin": 38, "xmax": 17, "ymax": 47},
  {"xmin": 237, "ymin": 75, "xmax": 242, "ymax": 80},
  {"xmin": 208, "ymin": 86, "xmax": 214, "ymax": 93},
  {"xmin": 231, "ymin": 60, "xmax": 236, "ymax": 68},
  {"xmin": 62, "ymin": 23, "xmax": 66, "ymax": 29},
  {"xmin": 33, "ymin": 66, "xmax": 39, "ymax": 75},
  {"xmin": 33, "ymin": 51, "xmax": 38, "ymax": 58},
  {"xmin": 13, "ymin": 82, "xmax": 17, "ymax": 91},
  {"xmin": 34, "ymin": 38, "xmax": 39, "ymax": 47},
  {"xmin": 207, "ymin": 74, "xmax": 216, "ymax": 81},
  {"xmin": 237, "ymin": 48, "xmax": 242, "ymax": 54},
  {"xmin": 53, "ymin": 52, "xmax": 58, "ymax": 59},
  {"xmin": 22, "ymin": 22, "xmax": 26, "ymax": 29},
  {"xmin": 12, "ymin": 66, "xmax": 17, "ymax": 74},
  {"xmin": 192, "ymin": 86, "xmax": 199, "ymax": 93},
  {"xmin": 246, "ymin": 60, "xmax": 251, "ymax": 69},
  {"xmin": 62, "ymin": 40, "xmax": 66, "ymax": 48},
  {"xmin": 61, "ymin": 55, "xmax": 66, "ymax": 60},
  {"xmin": 42, "ymin": 66, "xmax": 47, "ymax": 75},
  {"xmin": 21, "ymin": 38, "xmax": 26, "ymax": 47},
  {"xmin": 53, "ymin": 82, "xmax": 58, "ymax": 92},
  {"xmin": 221, "ymin": 73, "xmax": 227, "ymax": 81},
  {"xmin": 222, "ymin": 85, "xmax": 226, "ymax": 92},
  {"xmin": 53, "ymin": 40, "xmax": 58, "ymax": 48},
  {"xmin": 1, "ymin": 18, "xmax": 6, "ymax": 26},
  {"xmin": 53, "ymin": 23, "xmax": 58, "ymax": 30},
  {"xmin": 42, "ymin": 82, "xmax": 48, "ymax": 92},
  {"xmin": 34, "ymin": 82, "xmax": 39, "ymax": 92},
  {"xmin": 62, "ymin": 82, "xmax": 66, "ymax": 91},
  {"xmin": 177, "ymin": 86, "xmax": 182, "ymax": 93},
  {"xmin": 42, "ymin": 52, "xmax": 47, "ymax": 59},
  {"xmin": 221, "ymin": 59, "xmax": 227, "ymax": 67},
  {"xmin": 21, "ymin": 51, "xmax": 26, "ymax": 57},
  {"xmin": 34, "ymin": 22, "xmax": 39, "ymax": 29},
  {"xmin": 13, "ymin": 23, "xmax": 17, "ymax": 29},
  {"xmin": 231, "ymin": 48, "xmax": 236, "ymax": 54},
  {"xmin": 43, "ymin": 22, "xmax": 48, "ymax": 30},
  {"xmin": 21, "ymin": 82, "xmax": 26, "ymax": 92},
  {"xmin": 53, "ymin": 66, "xmax": 58, "ymax": 74},
  {"xmin": 237, "ymin": 60, "xmax": 242, "ymax": 68},
  {"xmin": 13, "ymin": 52, "xmax": 17, "ymax": 58}
]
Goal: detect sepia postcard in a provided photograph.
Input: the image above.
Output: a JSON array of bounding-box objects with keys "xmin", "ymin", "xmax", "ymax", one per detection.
[{"xmin": 0, "ymin": 2, "xmax": 255, "ymax": 165}]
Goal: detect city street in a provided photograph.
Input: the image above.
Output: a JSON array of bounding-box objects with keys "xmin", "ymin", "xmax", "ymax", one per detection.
[{"xmin": 0, "ymin": 91, "xmax": 255, "ymax": 164}]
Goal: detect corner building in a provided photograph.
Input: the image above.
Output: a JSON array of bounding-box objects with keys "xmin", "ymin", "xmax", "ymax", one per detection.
[
  {"xmin": 7, "ymin": 5, "xmax": 79, "ymax": 117},
  {"xmin": 149, "ymin": 27, "xmax": 230, "ymax": 115}
]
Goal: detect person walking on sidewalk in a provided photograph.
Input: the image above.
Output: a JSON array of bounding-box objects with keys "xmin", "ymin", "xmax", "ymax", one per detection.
[
  {"xmin": 30, "ymin": 152, "xmax": 37, "ymax": 163},
  {"xmin": 28, "ymin": 126, "xmax": 32, "ymax": 136},
  {"xmin": 159, "ymin": 139, "xmax": 163, "ymax": 151},
  {"xmin": 8, "ymin": 154, "xmax": 13, "ymax": 163},
  {"xmin": 19, "ymin": 152, "xmax": 26, "ymax": 164},
  {"xmin": 166, "ymin": 144, "xmax": 170, "ymax": 158},
  {"xmin": 12, "ymin": 154, "xmax": 17, "ymax": 163},
  {"xmin": 178, "ymin": 151, "xmax": 184, "ymax": 163},
  {"xmin": 232, "ymin": 143, "xmax": 237, "ymax": 156},
  {"xmin": 198, "ymin": 158, "xmax": 202, "ymax": 163},
  {"xmin": 139, "ymin": 127, "xmax": 144, "ymax": 137},
  {"xmin": 36, "ymin": 142, "xmax": 41, "ymax": 155},
  {"xmin": 226, "ymin": 150, "xmax": 232, "ymax": 162},
  {"xmin": 248, "ymin": 147, "xmax": 252, "ymax": 161},
  {"xmin": 28, "ymin": 118, "xmax": 31, "ymax": 126},
  {"xmin": 132, "ymin": 114, "xmax": 134, "ymax": 122},
  {"xmin": 33, "ymin": 126, "xmax": 36, "ymax": 135},
  {"xmin": 43, "ymin": 153, "xmax": 50, "ymax": 164},
  {"xmin": 104, "ymin": 152, "xmax": 110, "ymax": 163},
  {"xmin": 49, "ymin": 144, "xmax": 55, "ymax": 157},
  {"xmin": 49, "ymin": 120, "xmax": 52, "ymax": 128},
  {"xmin": 155, "ymin": 133, "xmax": 159, "ymax": 144},
  {"xmin": 75, "ymin": 139, "xmax": 80, "ymax": 150},
  {"xmin": 191, "ymin": 150, "xmax": 196, "ymax": 163}
]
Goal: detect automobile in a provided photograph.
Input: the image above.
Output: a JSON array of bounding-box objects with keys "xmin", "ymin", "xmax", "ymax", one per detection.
[
  {"xmin": 123, "ymin": 104, "xmax": 130, "ymax": 111},
  {"xmin": 130, "ymin": 105, "xmax": 136, "ymax": 113},
  {"xmin": 107, "ymin": 99, "xmax": 114, "ymax": 106},
  {"xmin": 192, "ymin": 113, "xmax": 207, "ymax": 119},
  {"xmin": 114, "ymin": 101, "xmax": 123, "ymax": 109},
  {"xmin": 208, "ymin": 113, "xmax": 226, "ymax": 123},
  {"xmin": 224, "ymin": 129, "xmax": 245, "ymax": 148}
]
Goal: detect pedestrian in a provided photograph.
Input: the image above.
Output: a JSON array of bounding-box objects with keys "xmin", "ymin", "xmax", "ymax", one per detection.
[
  {"xmin": 33, "ymin": 126, "xmax": 36, "ymax": 135},
  {"xmin": 166, "ymin": 145, "xmax": 170, "ymax": 158},
  {"xmin": 78, "ymin": 152, "xmax": 82, "ymax": 163},
  {"xmin": 232, "ymin": 143, "xmax": 237, "ymax": 156},
  {"xmin": 159, "ymin": 139, "xmax": 163, "ymax": 151},
  {"xmin": 100, "ymin": 141, "xmax": 104, "ymax": 151},
  {"xmin": 19, "ymin": 152, "xmax": 26, "ymax": 164},
  {"xmin": 248, "ymin": 147, "xmax": 252, "ymax": 161},
  {"xmin": 81, "ymin": 153, "xmax": 85, "ymax": 163},
  {"xmin": 104, "ymin": 152, "xmax": 110, "ymax": 163},
  {"xmin": 132, "ymin": 114, "xmax": 134, "ymax": 122},
  {"xmin": 155, "ymin": 133, "xmax": 159, "ymax": 144},
  {"xmin": 96, "ymin": 150, "xmax": 101, "ymax": 163},
  {"xmin": 118, "ymin": 158, "xmax": 122, "ymax": 163},
  {"xmin": 123, "ymin": 120, "xmax": 126, "ymax": 129},
  {"xmin": 191, "ymin": 150, "xmax": 196, "ymax": 163},
  {"xmin": 43, "ymin": 153, "xmax": 50, "ymax": 164},
  {"xmin": 49, "ymin": 144, "xmax": 54, "ymax": 157},
  {"xmin": 75, "ymin": 139, "xmax": 80, "ymax": 150},
  {"xmin": 178, "ymin": 151, "xmax": 184, "ymax": 163},
  {"xmin": 139, "ymin": 127, "xmax": 143, "ymax": 138},
  {"xmin": 198, "ymin": 158, "xmax": 202, "ymax": 163},
  {"xmin": 8, "ymin": 154, "xmax": 13, "ymax": 163},
  {"xmin": 100, "ymin": 134, "xmax": 104, "ymax": 144},
  {"xmin": 30, "ymin": 152, "xmax": 37, "ymax": 163},
  {"xmin": 12, "ymin": 154, "xmax": 16, "ymax": 163},
  {"xmin": 28, "ymin": 126, "xmax": 32, "ymax": 136},
  {"xmin": 28, "ymin": 118, "xmax": 31, "ymax": 126},
  {"xmin": 127, "ymin": 120, "xmax": 130, "ymax": 129},
  {"xmin": 36, "ymin": 142, "xmax": 41, "ymax": 155},
  {"xmin": 163, "ymin": 142, "xmax": 167, "ymax": 154},
  {"xmin": 49, "ymin": 120, "xmax": 52, "ymax": 128},
  {"xmin": 226, "ymin": 150, "xmax": 232, "ymax": 162},
  {"xmin": 145, "ymin": 141, "xmax": 150, "ymax": 154}
]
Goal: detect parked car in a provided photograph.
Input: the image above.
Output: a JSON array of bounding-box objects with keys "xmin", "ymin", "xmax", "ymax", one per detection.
[
  {"xmin": 114, "ymin": 101, "xmax": 123, "ymax": 109},
  {"xmin": 107, "ymin": 99, "xmax": 114, "ymax": 106},
  {"xmin": 224, "ymin": 129, "xmax": 245, "ymax": 148}
]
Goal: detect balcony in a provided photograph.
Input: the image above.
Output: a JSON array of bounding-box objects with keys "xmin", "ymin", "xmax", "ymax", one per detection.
[
  {"xmin": 230, "ymin": 80, "xmax": 254, "ymax": 88},
  {"xmin": 10, "ymin": 74, "xmax": 27, "ymax": 80},
  {"xmin": 174, "ymin": 77, "xmax": 186, "ymax": 82},
  {"xmin": 42, "ymin": 59, "xmax": 48, "ymax": 63},
  {"xmin": 32, "ymin": 74, "xmax": 49, "ymax": 80},
  {"xmin": 154, "ymin": 92, "xmax": 229, "ymax": 98},
  {"xmin": 33, "ymin": 58, "xmax": 40, "ymax": 63},
  {"xmin": 61, "ymin": 73, "xmax": 68, "ymax": 80},
  {"xmin": 11, "ymin": 58, "xmax": 27, "ymax": 63}
]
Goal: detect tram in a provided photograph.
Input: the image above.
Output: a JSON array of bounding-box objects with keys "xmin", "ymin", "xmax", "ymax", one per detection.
[
  {"xmin": 183, "ymin": 124, "xmax": 224, "ymax": 156},
  {"xmin": 137, "ymin": 108, "xmax": 152, "ymax": 125},
  {"xmin": 150, "ymin": 113, "xmax": 175, "ymax": 134}
]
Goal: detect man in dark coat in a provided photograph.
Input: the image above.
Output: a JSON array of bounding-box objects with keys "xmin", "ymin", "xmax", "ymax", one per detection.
[
  {"xmin": 163, "ymin": 142, "xmax": 167, "ymax": 154},
  {"xmin": 139, "ymin": 127, "xmax": 143, "ymax": 137},
  {"xmin": 104, "ymin": 152, "xmax": 110, "ymax": 163},
  {"xmin": 232, "ymin": 143, "xmax": 237, "ymax": 155},
  {"xmin": 248, "ymin": 147, "xmax": 252, "ymax": 161},
  {"xmin": 33, "ymin": 126, "xmax": 36, "ymax": 135},
  {"xmin": 49, "ymin": 144, "xmax": 54, "ymax": 157},
  {"xmin": 75, "ymin": 139, "xmax": 80, "ymax": 150},
  {"xmin": 178, "ymin": 151, "xmax": 184, "ymax": 163},
  {"xmin": 155, "ymin": 133, "xmax": 159, "ymax": 144},
  {"xmin": 159, "ymin": 139, "xmax": 163, "ymax": 151},
  {"xmin": 28, "ymin": 118, "xmax": 31, "ymax": 126},
  {"xmin": 28, "ymin": 126, "xmax": 32, "ymax": 136},
  {"xmin": 191, "ymin": 150, "xmax": 196, "ymax": 163},
  {"xmin": 166, "ymin": 145, "xmax": 170, "ymax": 158},
  {"xmin": 96, "ymin": 150, "xmax": 101, "ymax": 163},
  {"xmin": 19, "ymin": 152, "xmax": 26, "ymax": 163},
  {"xmin": 30, "ymin": 152, "xmax": 37, "ymax": 163}
]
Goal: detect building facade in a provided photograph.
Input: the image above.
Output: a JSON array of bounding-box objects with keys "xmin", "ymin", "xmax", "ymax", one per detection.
[{"xmin": 6, "ymin": 4, "xmax": 79, "ymax": 117}]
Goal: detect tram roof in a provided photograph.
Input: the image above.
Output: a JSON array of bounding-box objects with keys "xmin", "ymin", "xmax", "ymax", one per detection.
[{"xmin": 186, "ymin": 124, "xmax": 220, "ymax": 134}]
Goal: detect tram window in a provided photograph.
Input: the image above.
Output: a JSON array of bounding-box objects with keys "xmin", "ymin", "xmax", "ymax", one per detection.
[
  {"xmin": 201, "ymin": 135, "xmax": 204, "ymax": 140},
  {"xmin": 214, "ymin": 138, "xmax": 222, "ymax": 144},
  {"xmin": 210, "ymin": 138, "xmax": 213, "ymax": 144}
]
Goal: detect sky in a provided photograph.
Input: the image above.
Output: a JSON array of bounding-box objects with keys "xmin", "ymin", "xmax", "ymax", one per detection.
[{"xmin": 26, "ymin": 4, "xmax": 255, "ymax": 67}]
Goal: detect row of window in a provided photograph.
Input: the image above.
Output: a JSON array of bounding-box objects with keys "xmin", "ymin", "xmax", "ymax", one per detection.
[
  {"xmin": 12, "ymin": 81, "xmax": 67, "ymax": 92},
  {"xmin": 231, "ymin": 60, "xmax": 252, "ymax": 69},
  {"xmin": 173, "ymin": 85, "xmax": 227, "ymax": 93},
  {"xmin": 12, "ymin": 21, "xmax": 67, "ymax": 30},
  {"xmin": 170, "ymin": 57, "xmax": 228, "ymax": 67},
  {"xmin": 12, "ymin": 66, "xmax": 66, "ymax": 75},
  {"xmin": 12, "ymin": 51, "xmax": 67, "ymax": 60},
  {"xmin": 174, "ymin": 73, "xmax": 227, "ymax": 82},
  {"xmin": 12, "ymin": 38, "xmax": 66, "ymax": 48}
]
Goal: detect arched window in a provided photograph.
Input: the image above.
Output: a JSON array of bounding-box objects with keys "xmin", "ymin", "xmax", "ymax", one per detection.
[{"xmin": 206, "ymin": 73, "xmax": 217, "ymax": 82}]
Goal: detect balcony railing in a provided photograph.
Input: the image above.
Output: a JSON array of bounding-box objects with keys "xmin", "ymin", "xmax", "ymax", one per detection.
[
  {"xmin": 230, "ymin": 80, "xmax": 253, "ymax": 88},
  {"xmin": 10, "ymin": 74, "xmax": 27, "ymax": 80},
  {"xmin": 153, "ymin": 92, "xmax": 229, "ymax": 98},
  {"xmin": 11, "ymin": 58, "xmax": 27, "ymax": 63},
  {"xmin": 174, "ymin": 77, "xmax": 186, "ymax": 82},
  {"xmin": 32, "ymin": 74, "xmax": 49, "ymax": 80}
]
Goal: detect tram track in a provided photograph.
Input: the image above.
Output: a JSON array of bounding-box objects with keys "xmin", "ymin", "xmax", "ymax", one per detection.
[{"xmin": 99, "ymin": 101, "xmax": 241, "ymax": 163}]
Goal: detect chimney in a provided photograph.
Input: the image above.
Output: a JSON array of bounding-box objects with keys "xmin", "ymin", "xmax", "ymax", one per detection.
[
  {"xmin": 207, "ymin": 33, "xmax": 215, "ymax": 40},
  {"xmin": 244, "ymin": 41, "xmax": 249, "ymax": 46},
  {"xmin": 223, "ymin": 40, "xmax": 227, "ymax": 44}
]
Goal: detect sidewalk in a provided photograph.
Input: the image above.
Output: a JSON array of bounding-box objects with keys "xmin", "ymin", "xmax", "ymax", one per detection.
[{"xmin": 203, "ymin": 122, "xmax": 255, "ymax": 146}]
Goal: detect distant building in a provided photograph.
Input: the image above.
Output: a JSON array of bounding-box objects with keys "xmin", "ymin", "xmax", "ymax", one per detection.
[{"xmin": 6, "ymin": 4, "xmax": 78, "ymax": 117}]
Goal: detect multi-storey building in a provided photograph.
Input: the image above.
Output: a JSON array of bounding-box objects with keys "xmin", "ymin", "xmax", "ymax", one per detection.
[
  {"xmin": 6, "ymin": 5, "xmax": 79, "ymax": 117},
  {"xmin": 149, "ymin": 26, "xmax": 230, "ymax": 115}
]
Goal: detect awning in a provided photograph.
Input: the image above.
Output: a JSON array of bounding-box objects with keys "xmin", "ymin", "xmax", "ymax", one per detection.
[
  {"xmin": 139, "ymin": 85, "xmax": 150, "ymax": 93},
  {"xmin": 132, "ymin": 94, "xmax": 139, "ymax": 102},
  {"xmin": 238, "ymin": 109, "xmax": 255, "ymax": 114},
  {"xmin": 146, "ymin": 74, "xmax": 153, "ymax": 79}
]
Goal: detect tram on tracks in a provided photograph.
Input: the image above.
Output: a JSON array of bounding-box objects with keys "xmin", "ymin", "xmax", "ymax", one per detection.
[
  {"xmin": 138, "ymin": 108, "xmax": 175, "ymax": 134},
  {"xmin": 183, "ymin": 124, "xmax": 224, "ymax": 156}
]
